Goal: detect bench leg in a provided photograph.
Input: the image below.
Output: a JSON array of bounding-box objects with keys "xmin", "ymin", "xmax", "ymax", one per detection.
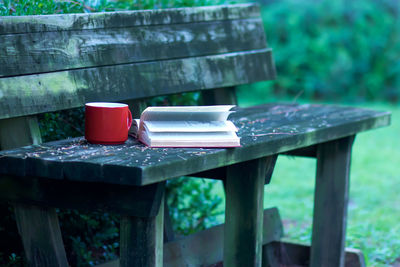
[
  {"xmin": 310, "ymin": 136, "xmax": 355, "ymax": 267},
  {"xmin": 14, "ymin": 203, "xmax": 68, "ymax": 267},
  {"xmin": 163, "ymin": 199, "xmax": 175, "ymax": 243},
  {"xmin": 120, "ymin": 191, "xmax": 164, "ymax": 267},
  {"xmin": 224, "ymin": 156, "xmax": 275, "ymax": 267}
]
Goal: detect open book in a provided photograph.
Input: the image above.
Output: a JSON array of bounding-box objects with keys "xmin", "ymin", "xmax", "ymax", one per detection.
[{"xmin": 130, "ymin": 105, "xmax": 240, "ymax": 148}]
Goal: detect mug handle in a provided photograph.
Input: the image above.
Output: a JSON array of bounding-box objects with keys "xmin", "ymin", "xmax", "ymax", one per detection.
[{"xmin": 127, "ymin": 109, "xmax": 133, "ymax": 130}]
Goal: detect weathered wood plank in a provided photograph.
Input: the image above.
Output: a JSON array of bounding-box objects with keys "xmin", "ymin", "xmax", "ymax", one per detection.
[
  {"xmin": 0, "ymin": 49, "xmax": 275, "ymax": 120},
  {"xmin": 0, "ymin": 19, "xmax": 266, "ymax": 77},
  {"xmin": 0, "ymin": 116, "xmax": 68, "ymax": 267},
  {"xmin": 264, "ymin": 241, "xmax": 366, "ymax": 267},
  {"xmin": 310, "ymin": 136, "xmax": 355, "ymax": 267},
  {"xmin": 96, "ymin": 207, "xmax": 283, "ymax": 267},
  {"xmin": 0, "ymin": 4, "xmax": 260, "ymax": 34},
  {"xmin": 120, "ymin": 191, "xmax": 164, "ymax": 267},
  {"xmin": 224, "ymin": 157, "xmax": 273, "ymax": 267},
  {"xmin": 0, "ymin": 176, "xmax": 165, "ymax": 217},
  {"xmin": 14, "ymin": 204, "xmax": 68, "ymax": 267},
  {"xmin": 0, "ymin": 116, "xmax": 42, "ymax": 149},
  {"xmin": 0, "ymin": 104, "xmax": 390, "ymax": 186}
]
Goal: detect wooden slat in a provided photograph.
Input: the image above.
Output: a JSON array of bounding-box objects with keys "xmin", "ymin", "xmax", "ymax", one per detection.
[
  {"xmin": 96, "ymin": 207, "xmax": 283, "ymax": 267},
  {"xmin": 0, "ymin": 4, "xmax": 260, "ymax": 34},
  {"xmin": 0, "ymin": 116, "xmax": 69, "ymax": 267},
  {"xmin": 310, "ymin": 136, "xmax": 355, "ymax": 267},
  {"xmin": 224, "ymin": 157, "xmax": 272, "ymax": 267},
  {"xmin": 0, "ymin": 18, "xmax": 266, "ymax": 77},
  {"xmin": 0, "ymin": 49, "xmax": 275, "ymax": 120},
  {"xmin": 0, "ymin": 176, "xmax": 166, "ymax": 217},
  {"xmin": 0, "ymin": 104, "xmax": 390, "ymax": 186},
  {"xmin": 120, "ymin": 192, "xmax": 164, "ymax": 267}
]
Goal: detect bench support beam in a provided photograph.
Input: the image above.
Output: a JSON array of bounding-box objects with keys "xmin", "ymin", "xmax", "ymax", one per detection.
[
  {"xmin": 14, "ymin": 203, "xmax": 68, "ymax": 267},
  {"xmin": 224, "ymin": 156, "xmax": 274, "ymax": 267},
  {"xmin": 310, "ymin": 136, "xmax": 355, "ymax": 267},
  {"xmin": 0, "ymin": 116, "xmax": 69, "ymax": 267},
  {"xmin": 120, "ymin": 185, "xmax": 165, "ymax": 267}
]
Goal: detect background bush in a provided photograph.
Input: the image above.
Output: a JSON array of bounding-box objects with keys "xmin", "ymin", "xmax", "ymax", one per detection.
[{"xmin": 239, "ymin": 0, "xmax": 400, "ymax": 103}]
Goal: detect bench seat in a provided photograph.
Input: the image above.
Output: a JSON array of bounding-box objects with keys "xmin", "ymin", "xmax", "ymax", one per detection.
[{"xmin": 0, "ymin": 103, "xmax": 389, "ymax": 186}]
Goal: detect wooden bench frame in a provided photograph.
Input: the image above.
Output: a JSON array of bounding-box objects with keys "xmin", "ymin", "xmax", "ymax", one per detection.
[{"xmin": 0, "ymin": 4, "xmax": 390, "ymax": 267}]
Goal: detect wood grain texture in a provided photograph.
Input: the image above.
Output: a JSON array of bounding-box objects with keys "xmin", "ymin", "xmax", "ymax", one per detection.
[
  {"xmin": 0, "ymin": 116, "xmax": 68, "ymax": 267},
  {"xmin": 310, "ymin": 136, "xmax": 355, "ymax": 267},
  {"xmin": 0, "ymin": 104, "xmax": 389, "ymax": 186},
  {"xmin": 0, "ymin": 49, "xmax": 275, "ymax": 119},
  {"xmin": 0, "ymin": 4, "xmax": 260, "ymax": 34},
  {"xmin": 224, "ymin": 157, "xmax": 273, "ymax": 267},
  {"xmin": 0, "ymin": 18, "xmax": 266, "ymax": 77},
  {"xmin": 96, "ymin": 207, "xmax": 283, "ymax": 267},
  {"xmin": 120, "ymin": 192, "xmax": 164, "ymax": 267}
]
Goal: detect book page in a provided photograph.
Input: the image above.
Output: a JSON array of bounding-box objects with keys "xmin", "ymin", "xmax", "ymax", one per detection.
[
  {"xmin": 140, "ymin": 105, "xmax": 235, "ymax": 122},
  {"xmin": 140, "ymin": 131, "xmax": 240, "ymax": 147},
  {"xmin": 142, "ymin": 120, "xmax": 237, "ymax": 133},
  {"xmin": 146, "ymin": 131, "xmax": 238, "ymax": 140}
]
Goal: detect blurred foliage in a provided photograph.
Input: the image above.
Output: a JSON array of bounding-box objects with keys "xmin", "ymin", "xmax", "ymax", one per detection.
[
  {"xmin": 57, "ymin": 210, "xmax": 120, "ymax": 266},
  {"xmin": 38, "ymin": 108, "xmax": 85, "ymax": 142},
  {"xmin": 166, "ymin": 177, "xmax": 223, "ymax": 236},
  {"xmin": 0, "ymin": 0, "xmax": 241, "ymax": 15},
  {"xmin": 240, "ymin": 0, "xmax": 400, "ymax": 103}
]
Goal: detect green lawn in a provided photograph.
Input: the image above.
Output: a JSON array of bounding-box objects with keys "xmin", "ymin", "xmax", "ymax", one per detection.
[
  {"xmin": 266, "ymin": 104, "xmax": 399, "ymax": 267},
  {"xmin": 214, "ymin": 98, "xmax": 400, "ymax": 266}
]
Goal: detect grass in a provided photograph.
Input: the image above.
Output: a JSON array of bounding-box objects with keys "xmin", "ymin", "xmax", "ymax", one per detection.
[{"xmin": 224, "ymin": 91, "xmax": 400, "ymax": 266}]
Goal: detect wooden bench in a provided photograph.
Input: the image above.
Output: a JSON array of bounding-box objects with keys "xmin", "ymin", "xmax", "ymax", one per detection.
[{"xmin": 0, "ymin": 4, "xmax": 390, "ymax": 267}]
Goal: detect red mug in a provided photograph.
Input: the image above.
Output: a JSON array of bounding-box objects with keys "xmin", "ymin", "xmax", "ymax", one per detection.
[{"xmin": 85, "ymin": 102, "xmax": 132, "ymax": 144}]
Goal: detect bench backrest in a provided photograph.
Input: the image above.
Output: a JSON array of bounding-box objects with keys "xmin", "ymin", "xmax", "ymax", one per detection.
[
  {"xmin": 0, "ymin": 5, "xmax": 276, "ymax": 262},
  {"xmin": 0, "ymin": 3, "xmax": 276, "ymax": 150},
  {"xmin": 0, "ymin": 3, "xmax": 275, "ymax": 120}
]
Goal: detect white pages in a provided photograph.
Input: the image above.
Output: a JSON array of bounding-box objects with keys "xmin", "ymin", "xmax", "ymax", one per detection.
[{"xmin": 130, "ymin": 105, "xmax": 240, "ymax": 148}]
